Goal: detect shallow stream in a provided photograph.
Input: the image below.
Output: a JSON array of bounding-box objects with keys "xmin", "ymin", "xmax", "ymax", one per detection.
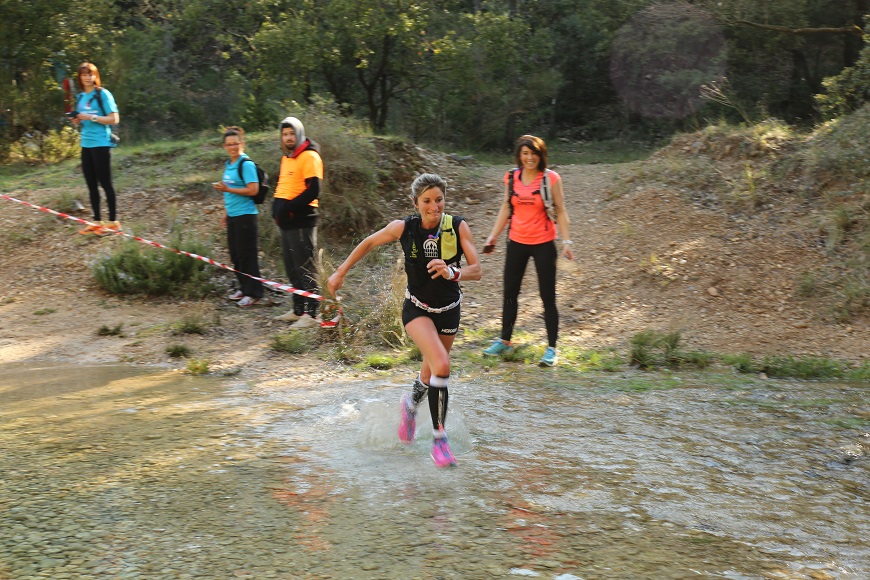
[{"xmin": 1, "ymin": 363, "xmax": 867, "ymax": 578}]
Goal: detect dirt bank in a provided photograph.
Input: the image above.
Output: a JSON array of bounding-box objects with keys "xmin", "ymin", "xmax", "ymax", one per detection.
[{"xmin": 1, "ymin": 146, "xmax": 867, "ymax": 381}]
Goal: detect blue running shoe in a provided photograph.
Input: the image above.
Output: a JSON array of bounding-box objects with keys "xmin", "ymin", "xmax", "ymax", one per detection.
[
  {"xmin": 431, "ymin": 434, "xmax": 457, "ymax": 468},
  {"xmin": 482, "ymin": 339, "xmax": 514, "ymax": 357},
  {"xmin": 539, "ymin": 346, "xmax": 557, "ymax": 367},
  {"xmin": 398, "ymin": 393, "xmax": 416, "ymax": 444}
]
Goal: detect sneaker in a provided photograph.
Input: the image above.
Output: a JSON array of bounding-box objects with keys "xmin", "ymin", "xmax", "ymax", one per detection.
[
  {"xmin": 482, "ymin": 339, "xmax": 514, "ymax": 357},
  {"xmin": 397, "ymin": 394, "xmax": 416, "ymax": 444},
  {"xmin": 431, "ymin": 435, "xmax": 457, "ymax": 468},
  {"xmin": 77, "ymin": 223, "xmax": 104, "ymax": 236},
  {"xmin": 98, "ymin": 221, "xmax": 122, "ymax": 236},
  {"xmin": 319, "ymin": 312, "xmax": 341, "ymax": 329},
  {"xmin": 273, "ymin": 310, "xmax": 301, "ymax": 322},
  {"xmin": 237, "ymin": 296, "xmax": 262, "ymax": 308},
  {"xmin": 289, "ymin": 313, "xmax": 318, "ymax": 329},
  {"xmin": 227, "ymin": 290, "xmax": 245, "ymax": 301},
  {"xmin": 539, "ymin": 346, "xmax": 557, "ymax": 367}
]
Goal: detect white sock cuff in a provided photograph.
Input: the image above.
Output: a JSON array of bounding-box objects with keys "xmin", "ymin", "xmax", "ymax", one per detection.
[{"xmin": 429, "ymin": 375, "xmax": 448, "ymax": 388}]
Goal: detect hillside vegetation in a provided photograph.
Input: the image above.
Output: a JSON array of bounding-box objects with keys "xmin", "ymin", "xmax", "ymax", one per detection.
[
  {"xmin": 0, "ymin": 109, "xmax": 868, "ymax": 374},
  {"xmin": 622, "ymin": 106, "xmax": 869, "ymax": 322}
]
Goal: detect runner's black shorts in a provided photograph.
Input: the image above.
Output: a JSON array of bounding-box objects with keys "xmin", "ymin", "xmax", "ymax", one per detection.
[{"xmin": 402, "ymin": 299, "xmax": 460, "ymax": 336}]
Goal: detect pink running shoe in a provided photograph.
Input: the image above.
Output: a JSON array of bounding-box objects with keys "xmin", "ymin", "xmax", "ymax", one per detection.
[
  {"xmin": 398, "ymin": 394, "xmax": 416, "ymax": 444},
  {"xmin": 431, "ymin": 436, "xmax": 457, "ymax": 468}
]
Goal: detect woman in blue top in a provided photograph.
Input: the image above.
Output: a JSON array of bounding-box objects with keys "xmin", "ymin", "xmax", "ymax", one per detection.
[
  {"xmin": 72, "ymin": 62, "xmax": 120, "ymax": 236},
  {"xmin": 212, "ymin": 126, "xmax": 265, "ymax": 307}
]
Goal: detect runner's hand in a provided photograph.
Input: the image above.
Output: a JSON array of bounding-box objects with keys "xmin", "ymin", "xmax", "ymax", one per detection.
[
  {"xmin": 426, "ymin": 259, "xmax": 451, "ymax": 280},
  {"xmin": 327, "ymin": 271, "xmax": 344, "ymax": 295}
]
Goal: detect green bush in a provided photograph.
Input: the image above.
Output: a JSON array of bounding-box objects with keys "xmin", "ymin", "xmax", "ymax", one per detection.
[
  {"xmin": 185, "ymin": 358, "xmax": 210, "ymax": 375},
  {"xmin": 92, "ymin": 233, "xmax": 216, "ymax": 297},
  {"xmin": 802, "ymin": 105, "xmax": 870, "ymax": 191},
  {"xmin": 97, "ymin": 323, "xmax": 124, "ymax": 336},
  {"xmin": 760, "ymin": 355, "xmax": 844, "ymax": 380},
  {"xmin": 282, "ymin": 102, "xmax": 383, "ymax": 236},
  {"xmin": 271, "ymin": 330, "xmax": 318, "ymax": 354},
  {"xmin": 8, "ymin": 127, "xmax": 79, "ymax": 164},
  {"xmin": 561, "ymin": 348, "xmax": 625, "ymax": 372},
  {"xmin": 166, "ymin": 344, "xmax": 191, "ymax": 358},
  {"xmin": 629, "ymin": 329, "xmax": 711, "ymax": 370},
  {"xmin": 629, "ymin": 330, "xmax": 661, "ymax": 369},
  {"xmin": 329, "ymin": 250, "xmax": 409, "ymax": 350},
  {"xmin": 171, "ymin": 314, "xmax": 208, "ymax": 335},
  {"xmin": 798, "ymin": 106, "xmax": 870, "ymax": 321},
  {"xmin": 815, "ymin": 19, "xmax": 870, "ymax": 119},
  {"xmin": 725, "ymin": 353, "xmax": 870, "ymax": 381},
  {"xmin": 846, "ymin": 362, "xmax": 870, "ymax": 381},
  {"xmin": 364, "ymin": 353, "xmax": 399, "ymax": 370},
  {"xmin": 722, "ymin": 353, "xmax": 757, "ymax": 374}
]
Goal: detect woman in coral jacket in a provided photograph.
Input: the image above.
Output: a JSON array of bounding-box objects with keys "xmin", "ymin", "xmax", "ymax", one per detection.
[{"xmin": 481, "ymin": 134, "xmax": 573, "ymax": 367}]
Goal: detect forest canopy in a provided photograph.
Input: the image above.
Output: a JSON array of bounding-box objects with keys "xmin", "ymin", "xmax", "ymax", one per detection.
[{"xmin": 1, "ymin": 0, "xmax": 867, "ymax": 158}]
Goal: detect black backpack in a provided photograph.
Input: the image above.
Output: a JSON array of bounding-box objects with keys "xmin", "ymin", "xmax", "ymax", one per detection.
[
  {"xmin": 237, "ymin": 158, "xmax": 270, "ymax": 204},
  {"xmin": 84, "ymin": 87, "xmax": 120, "ymax": 147},
  {"xmin": 507, "ymin": 168, "xmax": 555, "ymax": 222}
]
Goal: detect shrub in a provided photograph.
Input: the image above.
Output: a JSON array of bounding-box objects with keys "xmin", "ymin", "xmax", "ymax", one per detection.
[
  {"xmin": 97, "ymin": 323, "xmax": 124, "ymax": 336},
  {"xmin": 283, "ymin": 102, "xmax": 383, "ymax": 236},
  {"xmin": 629, "ymin": 329, "xmax": 711, "ymax": 370},
  {"xmin": 802, "ymin": 105, "xmax": 870, "ymax": 192},
  {"xmin": 364, "ymin": 353, "xmax": 399, "ymax": 370},
  {"xmin": 727, "ymin": 353, "xmax": 869, "ymax": 380},
  {"xmin": 171, "ymin": 314, "xmax": 207, "ymax": 335},
  {"xmin": 815, "ymin": 18, "xmax": 870, "ymax": 119},
  {"xmin": 92, "ymin": 233, "xmax": 216, "ymax": 297},
  {"xmin": 271, "ymin": 330, "xmax": 318, "ymax": 354},
  {"xmin": 629, "ymin": 330, "xmax": 661, "ymax": 369},
  {"xmin": 9, "ymin": 127, "xmax": 79, "ymax": 164},
  {"xmin": 562, "ymin": 348, "xmax": 625, "ymax": 372},
  {"xmin": 796, "ymin": 271, "xmax": 819, "ymax": 297},
  {"xmin": 332, "ymin": 251, "xmax": 408, "ymax": 350},
  {"xmin": 760, "ymin": 355, "xmax": 844, "ymax": 380},
  {"xmin": 722, "ymin": 353, "xmax": 757, "ymax": 374},
  {"xmin": 846, "ymin": 362, "xmax": 870, "ymax": 381},
  {"xmin": 51, "ymin": 190, "xmax": 85, "ymax": 215},
  {"xmin": 185, "ymin": 358, "xmax": 210, "ymax": 375},
  {"xmin": 166, "ymin": 344, "xmax": 191, "ymax": 358}
]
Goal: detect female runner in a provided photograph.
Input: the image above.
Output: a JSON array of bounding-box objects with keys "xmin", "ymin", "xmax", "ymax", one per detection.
[{"xmin": 327, "ymin": 173, "xmax": 482, "ymax": 467}]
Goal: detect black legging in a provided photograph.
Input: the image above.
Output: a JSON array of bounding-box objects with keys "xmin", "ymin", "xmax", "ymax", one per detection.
[
  {"xmin": 280, "ymin": 226, "xmax": 319, "ymax": 317},
  {"xmin": 227, "ymin": 214, "xmax": 264, "ymax": 299},
  {"xmin": 81, "ymin": 146, "xmax": 117, "ymax": 222},
  {"xmin": 501, "ymin": 239, "xmax": 559, "ymax": 347}
]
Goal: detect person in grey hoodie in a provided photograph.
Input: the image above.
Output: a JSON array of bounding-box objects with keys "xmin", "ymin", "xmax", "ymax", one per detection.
[{"xmin": 272, "ymin": 116, "xmax": 324, "ymax": 327}]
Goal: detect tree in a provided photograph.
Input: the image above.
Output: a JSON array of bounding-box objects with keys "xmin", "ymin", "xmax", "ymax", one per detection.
[
  {"xmin": 0, "ymin": 0, "xmax": 113, "ymax": 156},
  {"xmin": 417, "ymin": 9, "xmax": 558, "ymax": 149},
  {"xmin": 816, "ymin": 14, "xmax": 870, "ymax": 117},
  {"xmin": 692, "ymin": 0, "xmax": 868, "ymax": 121}
]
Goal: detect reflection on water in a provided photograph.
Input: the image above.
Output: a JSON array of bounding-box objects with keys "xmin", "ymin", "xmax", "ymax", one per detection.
[{"xmin": 1, "ymin": 362, "xmax": 867, "ymax": 578}]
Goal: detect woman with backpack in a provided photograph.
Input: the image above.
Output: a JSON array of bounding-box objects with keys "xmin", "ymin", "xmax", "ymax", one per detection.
[
  {"xmin": 213, "ymin": 126, "xmax": 265, "ymax": 307},
  {"xmin": 72, "ymin": 62, "xmax": 121, "ymax": 236},
  {"xmin": 327, "ymin": 173, "xmax": 482, "ymax": 467},
  {"xmin": 481, "ymin": 134, "xmax": 574, "ymax": 367}
]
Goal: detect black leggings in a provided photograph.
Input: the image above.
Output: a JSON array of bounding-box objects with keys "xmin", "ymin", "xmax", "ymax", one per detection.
[
  {"xmin": 280, "ymin": 226, "xmax": 318, "ymax": 317},
  {"xmin": 501, "ymin": 239, "xmax": 559, "ymax": 347},
  {"xmin": 227, "ymin": 214, "xmax": 264, "ymax": 299},
  {"xmin": 81, "ymin": 146, "xmax": 117, "ymax": 222}
]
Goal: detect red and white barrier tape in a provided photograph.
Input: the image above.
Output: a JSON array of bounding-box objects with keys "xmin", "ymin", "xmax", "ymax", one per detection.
[{"xmin": 1, "ymin": 193, "xmax": 340, "ymax": 327}]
